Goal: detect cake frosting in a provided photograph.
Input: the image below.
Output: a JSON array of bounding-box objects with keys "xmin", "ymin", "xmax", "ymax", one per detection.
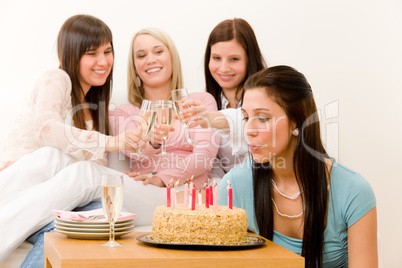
[{"xmin": 151, "ymin": 204, "xmax": 247, "ymax": 245}]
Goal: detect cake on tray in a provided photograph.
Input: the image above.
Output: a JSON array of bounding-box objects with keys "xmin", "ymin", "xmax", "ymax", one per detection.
[{"xmin": 151, "ymin": 204, "xmax": 247, "ymax": 245}]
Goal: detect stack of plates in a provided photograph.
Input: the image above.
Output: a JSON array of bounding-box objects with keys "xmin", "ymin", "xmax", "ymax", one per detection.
[{"xmin": 54, "ymin": 214, "xmax": 134, "ymax": 240}]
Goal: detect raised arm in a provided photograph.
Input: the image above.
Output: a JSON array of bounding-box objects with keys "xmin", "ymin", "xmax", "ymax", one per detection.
[
  {"xmin": 33, "ymin": 70, "xmax": 142, "ymax": 160},
  {"xmin": 32, "ymin": 70, "xmax": 109, "ymax": 160}
]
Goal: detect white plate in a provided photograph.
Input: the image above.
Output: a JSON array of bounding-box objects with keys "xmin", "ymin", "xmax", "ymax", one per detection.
[
  {"xmin": 55, "ymin": 228, "xmax": 134, "ymax": 240},
  {"xmin": 54, "ymin": 212, "xmax": 135, "ymax": 225},
  {"xmin": 54, "ymin": 218, "xmax": 134, "ymax": 229},
  {"xmin": 55, "ymin": 223, "xmax": 135, "ymax": 233}
]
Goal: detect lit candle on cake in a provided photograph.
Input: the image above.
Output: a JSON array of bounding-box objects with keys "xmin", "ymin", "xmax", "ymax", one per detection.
[
  {"xmin": 167, "ymin": 178, "xmax": 173, "ymax": 207},
  {"xmin": 208, "ymin": 179, "xmax": 213, "ymax": 207},
  {"xmin": 213, "ymin": 181, "xmax": 218, "ymax": 210},
  {"xmin": 227, "ymin": 180, "xmax": 233, "ymax": 209},
  {"xmin": 183, "ymin": 182, "xmax": 189, "ymax": 207},
  {"xmin": 198, "ymin": 190, "xmax": 202, "ymax": 206},
  {"xmin": 191, "ymin": 187, "xmax": 196, "ymax": 210}
]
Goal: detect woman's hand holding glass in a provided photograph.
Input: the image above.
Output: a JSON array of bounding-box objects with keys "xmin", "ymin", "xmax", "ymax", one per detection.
[
  {"xmin": 148, "ymin": 124, "xmax": 174, "ymax": 147},
  {"xmin": 106, "ymin": 129, "xmax": 146, "ymax": 153},
  {"xmin": 179, "ymin": 99, "xmax": 228, "ymax": 130},
  {"xmin": 171, "ymin": 88, "xmax": 197, "ymax": 144},
  {"xmin": 131, "ymin": 100, "xmax": 155, "ymax": 158}
]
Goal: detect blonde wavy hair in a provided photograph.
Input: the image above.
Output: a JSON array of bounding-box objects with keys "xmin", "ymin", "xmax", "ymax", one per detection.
[{"xmin": 127, "ymin": 27, "xmax": 183, "ymax": 107}]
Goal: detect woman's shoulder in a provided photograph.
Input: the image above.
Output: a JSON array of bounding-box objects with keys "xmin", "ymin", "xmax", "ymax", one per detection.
[
  {"xmin": 189, "ymin": 91, "xmax": 217, "ymax": 110},
  {"xmin": 39, "ymin": 69, "xmax": 71, "ymax": 84},
  {"xmin": 33, "ymin": 69, "xmax": 72, "ymax": 97},
  {"xmin": 330, "ymin": 161, "xmax": 376, "ymax": 204},
  {"xmin": 330, "ymin": 161, "xmax": 376, "ymax": 227},
  {"xmin": 331, "ymin": 162, "xmax": 370, "ymax": 187},
  {"xmin": 110, "ymin": 103, "xmax": 139, "ymax": 116},
  {"xmin": 189, "ymin": 91, "xmax": 215, "ymax": 102},
  {"xmin": 225, "ymin": 159, "xmax": 253, "ymax": 180}
]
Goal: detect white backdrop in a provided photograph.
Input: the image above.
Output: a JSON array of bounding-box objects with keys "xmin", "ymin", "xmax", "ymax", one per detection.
[{"xmin": 1, "ymin": 0, "xmax": 401, "ymax": 266}]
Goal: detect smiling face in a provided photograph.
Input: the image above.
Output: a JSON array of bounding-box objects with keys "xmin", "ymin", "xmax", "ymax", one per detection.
[
  {"xmin": 78, "ymin": 42, "xmax": 113, "ymax": 95},
  {"xmin": 133, "ymin": 34, "xmax": 173, "ymax": 91},
  {"xmin": 242, "ymin": 88, "xmax": 297, "ymax": 164},
  {"xmin": 208, "ymin": 39, "xmax": 248, "ymax": 92}
]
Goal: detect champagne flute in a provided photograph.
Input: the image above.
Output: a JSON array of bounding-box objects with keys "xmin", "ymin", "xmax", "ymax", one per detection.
[
  {"xmin": 131, "ymin": 100, "xmax": 155, "ymax": 158},
  {"xmin": 100, "ymin": 174, "xmax": 124, "ymax": 247},
  {"xmin": 171, "ymin": 88, "xmax": 198, "ymax": 144},
  {"xmin": 154, "ymin": 100, "xmax": 173, "ymax": 156}
]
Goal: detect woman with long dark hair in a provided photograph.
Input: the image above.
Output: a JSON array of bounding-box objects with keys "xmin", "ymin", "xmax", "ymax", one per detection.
[
  {"xmin": 219, "ymin": 65, "xmax": 378, "ymax": 267},
  {"xmin": 182, "ymin": 18, "xmax": 266, "ymax": 182},
  {"xmin": 0, "ymin": 14, "xmax": 148, "ymax": 263}
]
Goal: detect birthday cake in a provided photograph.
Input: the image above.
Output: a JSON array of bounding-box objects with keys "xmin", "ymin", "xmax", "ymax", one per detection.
[{"xmin": 151, "ymin": 204, "xmax": 248, "ymax": 245}]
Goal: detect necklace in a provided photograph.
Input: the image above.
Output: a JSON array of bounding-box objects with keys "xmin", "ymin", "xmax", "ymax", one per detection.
[
  {"xmin": 271, "ymin": 198, "xmax": 304, "ymax": 218},
  {"xmin": 271, "ymin": 179, "xmax": 303, "ymax": 200}
]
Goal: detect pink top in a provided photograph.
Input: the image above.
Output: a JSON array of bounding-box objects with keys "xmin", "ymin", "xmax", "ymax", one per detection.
[
  {"xmin": 109, "ymin": 92, "xmax": 219, "ymax": 189},
  {"xmin": 0, "ymin": 69, "xmax": 109, "ymax": 166}
]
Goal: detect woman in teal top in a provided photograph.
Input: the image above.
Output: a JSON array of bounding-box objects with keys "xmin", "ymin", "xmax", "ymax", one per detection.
[{"xmin": 218, "ymin": 66, "xmax": 377, "ymax": 268}]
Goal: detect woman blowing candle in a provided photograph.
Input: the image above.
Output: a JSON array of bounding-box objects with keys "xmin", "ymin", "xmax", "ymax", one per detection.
[{"xmin": 219, "ymin": 66, "xmax": 377, "ymax": 268}]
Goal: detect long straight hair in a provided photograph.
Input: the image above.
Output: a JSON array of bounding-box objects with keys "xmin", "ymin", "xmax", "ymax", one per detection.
[
  {"xmin": 204, "ymin": 18, "xmax": 266, "ymax": 109},
  {"xmin": 57, "ymin": 14, "xmax": 113, "ymax": 134},
  {"xmin": 245, "ymin": 65, "xmax": 329, "ymax": 268}
]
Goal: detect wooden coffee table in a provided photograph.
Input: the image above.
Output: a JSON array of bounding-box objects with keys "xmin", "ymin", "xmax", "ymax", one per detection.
[{"xmin": 44, "ymin": 232, "xmax": 304, "ymax": 267}]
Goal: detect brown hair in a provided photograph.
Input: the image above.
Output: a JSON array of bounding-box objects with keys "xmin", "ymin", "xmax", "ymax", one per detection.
[
  {"xmin": 204, "ymin": 18, "xmax": 266, "ymax": 109},
  {"xmin": 57, "ymin": 14, "xmax": 113, "ymax": 134},
  {"xmin": 244, "ymin": 65, "xmax": 329, "ymax": 268}
]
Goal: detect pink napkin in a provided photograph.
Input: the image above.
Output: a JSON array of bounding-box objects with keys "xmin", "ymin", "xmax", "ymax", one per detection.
[{"xmin": 51, "ymin": 208, "xmax": 136, "ymax": 222}]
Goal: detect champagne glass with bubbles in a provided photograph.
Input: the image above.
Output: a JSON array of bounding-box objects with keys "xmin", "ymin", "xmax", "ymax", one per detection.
[
  {"xmin": 131, "ymin": 100, "xmax": 155, "ymax": 158},
  {"xmin": 100, "ymin": 174, "xmax": 124, "ymax": 247},
  {"xmin": 154, "ymin": 100, "xmax": 173, "ymax": 156},
  {"xmin": 171, "ymin": 88, "xmax": 198, "ymax": 144}
]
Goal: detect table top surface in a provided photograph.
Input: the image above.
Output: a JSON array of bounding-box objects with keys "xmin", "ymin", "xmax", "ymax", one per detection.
[{"xmin": 44, "ymin": 232, "xmax": 304, "ymax": 267}]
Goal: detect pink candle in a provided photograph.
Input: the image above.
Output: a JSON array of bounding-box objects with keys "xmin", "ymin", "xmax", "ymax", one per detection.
[
  {"xmin": 167, "ymin": 186, "xmax": 171, "ymax": 207},
  {"xmin": 191, "ymin": 188, "xmax": 196, "ymax": 210},
  {"xmin": 183, "ymin": 183, "xmax": 189, "ymax": 207},
  {"xmin": 228, "ymin": 187, "xmax": 233, "ymax": 209},
  {"xmin": 205, "ymin": 187, "xmax": 210, "ymax": 208},
  {"xmin": 213, "ymin": 183, "xmax": 218, "ymax": 210},
  {"xmin": 208, "ymin": 185, "xmax": 213, "ymax": 206},
  {"xmin": 167, "ymin": 178, "xmax": 173, "ymax": 207}
]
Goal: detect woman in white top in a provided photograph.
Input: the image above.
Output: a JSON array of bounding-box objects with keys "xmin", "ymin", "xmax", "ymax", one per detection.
[
  {"xmin": 0, "ymin": 15, "xmax": 165, "ymax": 262},
  {"xmin": 183, "ymin": 18, "xmax": 266, "ymax": 181}
]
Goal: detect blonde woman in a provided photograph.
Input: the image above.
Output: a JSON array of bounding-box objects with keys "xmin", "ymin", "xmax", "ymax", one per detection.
[{"xmin": 110, "ymin": 27, "xmax": 219, "ymax": 189}]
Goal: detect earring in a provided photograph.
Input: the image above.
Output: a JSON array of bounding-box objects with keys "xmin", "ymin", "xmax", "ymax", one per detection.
[
  {"xmin": 292, "ymin": 129, "xmax": 299, "ymax": 136},
  {"xmin": 136, "ymin": 75, "xmax": 141, "ymax": 87}
]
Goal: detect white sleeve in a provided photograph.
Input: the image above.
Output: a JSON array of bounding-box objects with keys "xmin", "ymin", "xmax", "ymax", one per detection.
[{"xmin": 219, "ymin": 108, "xmax": 248, "ymax": 155}]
